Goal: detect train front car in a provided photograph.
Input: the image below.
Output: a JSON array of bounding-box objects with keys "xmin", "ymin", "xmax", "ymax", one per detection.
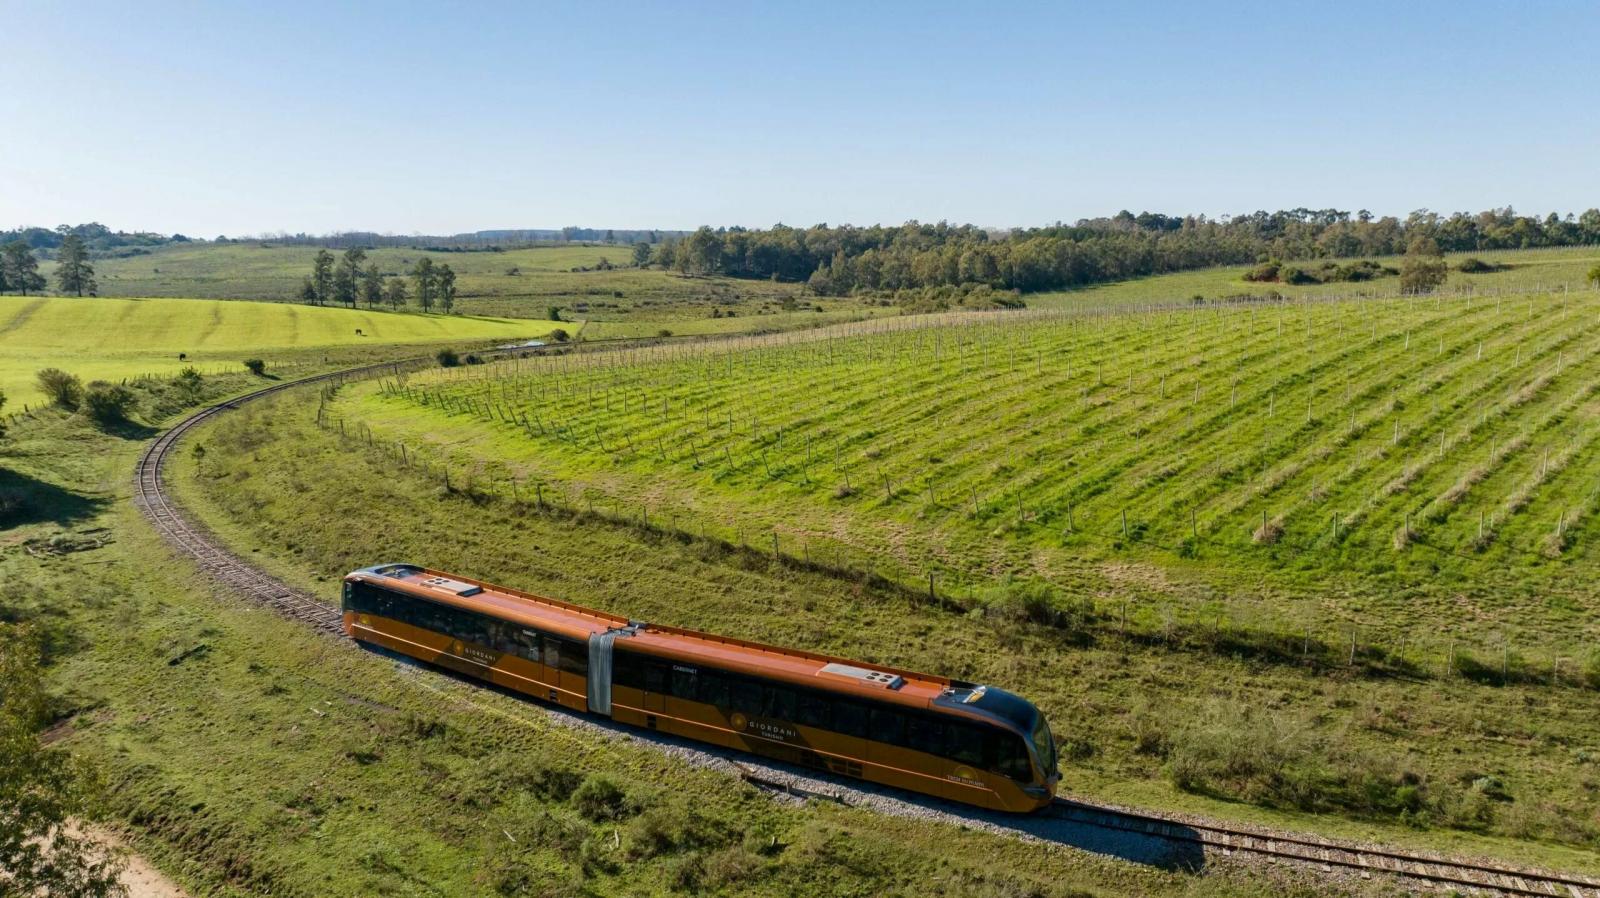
[{"xmin": 931, "ymin": 683, "xmax": 1059, "ymax": 811}]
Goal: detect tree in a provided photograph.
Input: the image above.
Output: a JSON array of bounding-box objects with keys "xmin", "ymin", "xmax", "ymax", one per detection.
[
  {"xmin": 1, "ymin": 242, "xmax": 45, "ymax": 295},
  {"xmin": 310, "ymin": 249, "xmax": 335, "ymax": 305},
  {"xmin": 35, "ymin": 368, "xmax": 83, "ymax": 408},
  {"xmin": 244, "ymin": 358, "xmax": 267, "ymax": 376},
  {"xmin": 549, "ymin": 327, "xmax": 570, "ymax": 342},
  {"xmin": 54, "ymin": 234, "xmax": 96, "ymax": 296},
  {"xmin": 334, "ymin": 247, "xmax": 366, "ymax": 307},
  {"xmin": 631, "ymin": 242, "xmax": 652, "ymax": 267},
  {"xmin": 1399, "ymin": 236, "xmax": 1448, "ymax": 294},
  {"xmin": 299, "ymin": 277, "xmax": 319, "ymax": 304},
  {"xmin": 1588, "ymin": 263, "xmax": 1600, "ymax": 288},
  {"xmin": 412, "ymin": 257, "xmax": 437, "ymax": 312},
  {"xmin": 360, "ymin": 263, "xmax": 384, "ymax": 309},
  {"xmin": 0, "ymin": 624, "xmax": 126, "ymax": 898},
  {"xmin": 384, "ymin": 276, "xmax": 408, "ymax": 311},
  {"xmin": 547, "ymin": 305, "xmax": 562, "ymax": 321},
  {"xmin": 437, "ymin": 263, "xmax": 457, "ymax": 313}
]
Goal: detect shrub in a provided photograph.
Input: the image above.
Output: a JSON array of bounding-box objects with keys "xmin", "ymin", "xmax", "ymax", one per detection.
[
  {"xmin": 547, "ymin": 305, "xmax": 562, "ymax": 321},
  {"xmin": 549, "ymin": 328, "xmax": 570, "ymax": 343},
  {"xmin": 1243, "ymin": 260, "xmax": 1281, "ymax": 282},
  {"xmin": 82, "ymin": 381, "xmax": 135, "ymax": 425},
  {"xmin": 570, "ymin": 775, "xmax": 627, "ymax": 821},
  {"xmin": 35, "ymin": 368, "xmax": 83, "ymax": 408},
  {"xmin": 657, "ymin": 329, "xmax": 673, "ymax": 338},
  {"xmin": 175, "ymin": 366, "xmax": 203, "ymax": 395},
  {"xmin": 243, "ymin": 358, "xmax": 267, "ymax": 376},
  {"xmin": 1280, "ymin": 265, "xmax": 1317, "ymax": 285},
  {"xmin": 463, "ymin": 354, "xmax": 483, "ymax": 365},
  {"xmin": 435, "ymin": 348, "xmax": 460, "ymax": 367}
]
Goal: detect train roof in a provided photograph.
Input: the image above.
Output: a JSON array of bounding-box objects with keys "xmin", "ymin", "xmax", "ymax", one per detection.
[{"xmin": 346, "ymin": 564, "xmax": 959, "ymax": 711}]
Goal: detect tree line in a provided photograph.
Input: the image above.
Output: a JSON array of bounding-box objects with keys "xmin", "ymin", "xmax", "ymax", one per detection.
[
  {"xmin": 298, "ymin": 248, "xmax": 457, "ymax": 313},
  {"xmin": 645, "ymin": 207, "xmax": 1600, "ymax": 296}
]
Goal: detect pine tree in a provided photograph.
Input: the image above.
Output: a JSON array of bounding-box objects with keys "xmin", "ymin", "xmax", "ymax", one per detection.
[
  {"xmin": 334, "ymin": 247, "xmax": 366, "ymax": 307},
  {"xmin": 311, "ymin": 249, "xmax": 335, "ymax": 305},
  {"xmin": 412, "ymin": 257, "xmax": 436, "ymax": 312},
  {"xmin": 384, "ymin": 276, "xmax": 408, "ymax": 311},
  {"xmin": 53, "ymin": 234, "xmax": 96, "ymax": 296},
  {"xmin": 437, "ymin": 263, "xmax": 456, "ymax": 314},
  {"xmin": 360, "ymin": 262, "xmax": 384, "ymax": 308}
]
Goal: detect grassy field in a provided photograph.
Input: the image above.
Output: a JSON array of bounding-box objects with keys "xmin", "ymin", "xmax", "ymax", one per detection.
[
  {"xmin": 0, "ymin": 295, "xmax": 548, "ymax": 409},
  {"xmin": 0, "ymin": 369, "xmax": 1366, "ymax": 897},
  {"xmin": 68, "ymin": 242, "xmax": 848, "ymax": 323},
  {"xmin": 171, "ymin": 377, "xmax": 1600, "ymax": 870},
  {"xmin": 332, "ymin": 291, "xmax": 1600, "ymax": 669},
  {"xmin": 1031, "ymin": 246, "xmax": 1600, "ymax": 310}
]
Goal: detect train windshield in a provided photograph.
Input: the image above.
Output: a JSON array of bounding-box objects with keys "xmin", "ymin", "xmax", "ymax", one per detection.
[
  {"xmin": 1031, "ymin": 714, "xmax": 1057, "ymax": 776},
  {"xmin": 948, "ymin": 686, "xmax": 1058, "ymax": 777}
]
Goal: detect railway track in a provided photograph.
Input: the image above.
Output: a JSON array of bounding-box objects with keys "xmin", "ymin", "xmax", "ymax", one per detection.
[{"xmin": 134, "ymin": 356, "xmax": 1600, "ymax": 897}]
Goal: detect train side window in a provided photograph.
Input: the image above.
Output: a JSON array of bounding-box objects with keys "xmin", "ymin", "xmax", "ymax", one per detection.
[
  {"xmin": 907, "ymin": 715, "xmax": 948, "ymax": 757},
  {"xmin": 504, "ymin": 627, "xmax": 540, "ymax": 661},
  {"xmin": 796, "ymin": 690, "xmax": 830, "ymax": 730},
  {"xmin": 542, "ymin": 635, "xmax": 563, "ymax": 671},
  {"xmin": 947, "ymin": 723, "xmax": 985, "ymax": 767},
  {"xmin": 730, "ymin": 679, "xmax": 762, "ymax": 715},
  {"xmin": 613, "ymin": 650, "xmax": 642, "ymax": 689},
  {"xmin": 833, "ymin": 701, "xmax": 868, "ymax": 739},
  {"xmin": 870, "ymin": 707, "xmax": 908, "ymax": 747},
  {"xmin": 694, "ymin": 670, "xmax": 730, "ymax": 707},
  {"xmin": 670, "ymin": 666, "xmax": 697, "ymax": 700},
  {"xmin": 644, "ymin": 661, "xmax": 668, "ymax": 695},
  {"xmin": 991, "ymin": 732, "xmax": 1033, "ymax": 781},
  {"xmin": 763, "ymin": 684, "xmax": 797, "ymax": 721},
  {"xmin": 558, "ymin": 638, "xmax": 587, "ymax": 676}
]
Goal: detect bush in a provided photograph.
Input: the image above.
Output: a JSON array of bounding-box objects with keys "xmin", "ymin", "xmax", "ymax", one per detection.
[
  {"xmin": 1458, "ymin": 257, "xmax": 1498, "ymax": 273},
  {"xmin": 82, "ymin": 381, "xmax": 135, "ymax": 425},
  {"xmin": 463, "ymin": 354, "xmax": 484, "ymax": 365},
  {"xmin": 174, "ymin": 366, "xmax": 203, "ymax": 395},
  {"xmin": 1243, "ymin": 260, "xmax": 1281, "ymax": 282},
  {"xmin": 1280, "ymin": 265, "xmax": 1317, "ymax": 285},
  {"xmin": 1163, "ymin": 701, "xmax": 1428, "ymax": 818},
  {"xmin": 547, "ymin": 305, "xmax": 562, "ymax": 321},
  {"xmin": 570, "ymin": 775, "xmax": 628, "ymax": 821},
  {"xmin": 436, "ymin": 348, "xmax": 460, "ymax": 367},
  {"xmin": 656, "ymin": 329, "xmax": 673, "ymax": 338},
  {"xmin": 549, "ymin": 328, "xmax": 570, "ymax": 343},
  {"xmin": 34, "ymin": 368, "xmax": 83, "ymax": 408},
  {"xmin": 243, "ymin": 358, "xmax": 267, "ymax": 376}
]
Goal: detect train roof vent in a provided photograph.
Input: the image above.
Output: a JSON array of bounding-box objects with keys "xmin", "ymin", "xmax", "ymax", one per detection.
[
  {"xmin": 419, "ymin": 576, "xmax": 483, "ymax": 597},
  {"xmin": 819, "ymin": 663, "xmax": 904, "ymax": 690}
]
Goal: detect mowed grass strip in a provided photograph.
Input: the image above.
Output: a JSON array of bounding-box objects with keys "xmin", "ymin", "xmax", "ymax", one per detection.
[
  {"xmin": 0, "ymin": 295, "xmax": 543, "ymax": 408},
  {"xmin": 339, "ymin": 293, "xmax": 1600, "ymax": 654}
]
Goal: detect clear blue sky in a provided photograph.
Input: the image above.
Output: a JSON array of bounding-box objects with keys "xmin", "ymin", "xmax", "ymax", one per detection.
[{"xmin": 2, "ymin": 1, "xmax": 1595, "ymax": 236}]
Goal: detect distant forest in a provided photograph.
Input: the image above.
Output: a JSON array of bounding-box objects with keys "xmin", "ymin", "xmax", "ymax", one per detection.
[{"xmin": 652, "ymin": 208, "xmax": 1600, "ymax": 295}]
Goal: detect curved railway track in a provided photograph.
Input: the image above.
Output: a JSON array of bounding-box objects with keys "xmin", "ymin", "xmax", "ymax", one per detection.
[{"xmin": 135, "ymin": 358, "xmax": 1600, "ymax": 897}]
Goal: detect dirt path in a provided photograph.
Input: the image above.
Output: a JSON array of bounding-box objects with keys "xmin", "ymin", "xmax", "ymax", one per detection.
[{"xmin": 82, "ymin": 826, "xmax": 190, "ymax": 898}]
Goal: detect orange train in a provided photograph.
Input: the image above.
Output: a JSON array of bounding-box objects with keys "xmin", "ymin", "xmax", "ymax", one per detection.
[{"xmin": 342, "ymin": 563, "xmax": 1060, "ymax": 812}]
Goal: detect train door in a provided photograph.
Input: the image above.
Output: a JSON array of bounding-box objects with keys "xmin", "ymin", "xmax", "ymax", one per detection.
[{"xmin": 643, "ymin": 661, "xmax": 667, "ymax": 715}]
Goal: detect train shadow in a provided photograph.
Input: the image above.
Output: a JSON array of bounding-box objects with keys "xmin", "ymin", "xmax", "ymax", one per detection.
[{"xmin": 358, "ymin": 642, "xmax": 1208, "ymax": 873}]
